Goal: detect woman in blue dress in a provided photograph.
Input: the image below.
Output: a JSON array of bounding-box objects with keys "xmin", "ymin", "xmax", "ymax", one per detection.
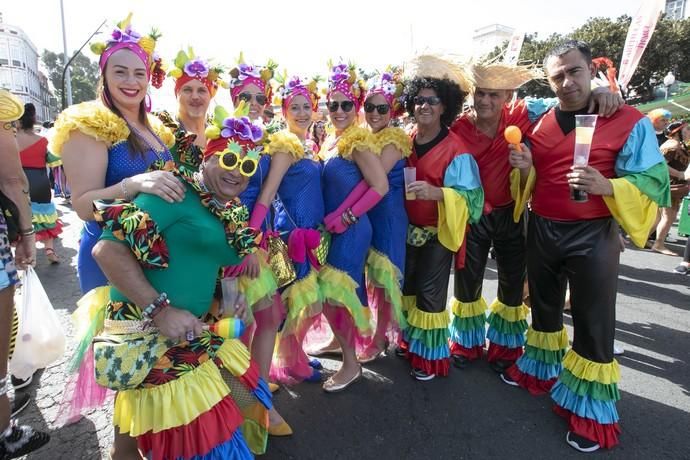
[
  {"xmin": 49, "ymin": 15, "xmax": 182, "ymax": 459},
  {"xmin": 317, "ymin": 63, "xmax": 389, "ymax": 392},
  {"xmin": 357, "ymin": 71, "xmax": 411, "ymax": 362}
]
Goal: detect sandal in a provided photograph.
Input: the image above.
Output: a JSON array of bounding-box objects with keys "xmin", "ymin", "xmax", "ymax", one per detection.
[{"xmin": 45, "ymin": 248, "xmax": 60, "ymax": 264}]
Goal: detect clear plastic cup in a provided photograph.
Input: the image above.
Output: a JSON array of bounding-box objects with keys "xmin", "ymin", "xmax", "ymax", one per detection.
[
  {"xmin": 571, "ymin": 115, "xmax": 598, "ymax": 202},
  {"xmin": 403, "ymin": 167, "xmax": 416, "ymax": 200}
]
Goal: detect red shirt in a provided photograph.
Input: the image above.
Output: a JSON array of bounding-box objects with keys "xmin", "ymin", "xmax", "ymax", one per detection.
[
  {"xmin": 406, "ymin": 130, "xmax": 469, "ymax": 226},
  {"xmin": 451, "ymin": 101, "xmax": 532, "ymax": 208},
  {"xmin": 528, "ymin": 105, "xmax": 644, "ymax": 221}
]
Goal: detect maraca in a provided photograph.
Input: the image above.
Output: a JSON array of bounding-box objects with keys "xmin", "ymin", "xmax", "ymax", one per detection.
[
  {"xmin": 204, "ymin": 317, "xmax": 246, "ymax": 339},
  {"xmin": 504, "ymin": 125, "xmax": 522, "ymax": 152}
]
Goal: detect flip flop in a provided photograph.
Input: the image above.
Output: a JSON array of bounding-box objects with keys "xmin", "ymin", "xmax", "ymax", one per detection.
[
  {"xmin": 45, "ymin": 248, "xmax": 60, "ymax": 264},
  {"xmin": 651, "ymin": 247, "xmax": 678, "ymax": 256}
]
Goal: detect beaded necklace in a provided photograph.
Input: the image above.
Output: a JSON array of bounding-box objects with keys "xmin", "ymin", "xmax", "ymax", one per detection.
[{"xmin": 126, "ymin": 121, "xmax": 170, "ymax": 162}]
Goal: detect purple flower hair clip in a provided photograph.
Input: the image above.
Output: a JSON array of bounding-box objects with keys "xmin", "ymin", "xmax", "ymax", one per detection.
[{"xmin": 221, "ymin": 117, "xmax": 263, "ymax": 143}]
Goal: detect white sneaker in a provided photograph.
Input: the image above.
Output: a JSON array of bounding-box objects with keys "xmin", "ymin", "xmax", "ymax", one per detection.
[{"xmin": 613, "ymin": 345, "xmax": 624, "ymax": 356}]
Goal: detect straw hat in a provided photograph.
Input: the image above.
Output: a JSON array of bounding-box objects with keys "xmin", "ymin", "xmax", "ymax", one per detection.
[
  {"xmin": 404, "ymin": 54, "xmax": 473, "ymax": 92},
  {"xmin": 469, "ymin": 62, "xmax": 543, "ymax": 90}
]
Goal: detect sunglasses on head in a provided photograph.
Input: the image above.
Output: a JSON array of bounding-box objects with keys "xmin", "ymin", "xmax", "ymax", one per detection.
[
  {"xmin": 238, "ymin": 92, "xmax": 268, "ymax": 106},
  {"xmin": 364, "ymin": 102, "xmax": 390, "ymax": 115},
  {"xmin": 413, "ymin": 95, "xmax": 442, "ymax": 106},
  {"xmin": 216, "ymin": 150, "xmax": 258, "ymax": 177},
  {"xmin": 328, "ymin": 100, "xmax": 355, "ymax": 113}
]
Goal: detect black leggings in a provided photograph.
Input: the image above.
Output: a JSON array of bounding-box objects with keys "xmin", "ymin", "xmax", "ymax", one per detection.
[
  {"xmin": 403, "ymin": 237, "xmax": 453, "ymax": 314},
  {"xmin": 528, "ymin": 214, "xmax": 619, "ymax": 363},
  {"xmin": 454, "ymin": 204, "xmax": 525, "ymax": 306}
]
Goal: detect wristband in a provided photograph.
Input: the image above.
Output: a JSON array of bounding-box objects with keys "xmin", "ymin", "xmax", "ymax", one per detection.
[
  {"xmin": 0, "ymin": 376, "xmax": 7, "ymax": 397},
  {"xmin": 142, "ymin": 292, "xmax": 170, "ymax": 320},
  {"xmin": 19, "ymin": 228, "xmax": 35, "ymax": 236},
  {"xmin": 121, "ymin": 178, "xmax": 131, "ymax": 200}
]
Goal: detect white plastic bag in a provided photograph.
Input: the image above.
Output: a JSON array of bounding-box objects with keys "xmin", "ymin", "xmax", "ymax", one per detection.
[{"xmin": 10, "ymin": 267, "xmax": 66, "ymax": 379}]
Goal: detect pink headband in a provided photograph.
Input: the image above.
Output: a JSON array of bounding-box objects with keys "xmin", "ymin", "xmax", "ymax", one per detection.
[
  {"xmin": 230, "ymin": 77, "xmax": 266, "ymax": 101},
  {"xmin": 328, "ymin": 81, "xmax": 361, "ymax": 112},
  {"xmin": 366, "ymin": 88, "xmax": 395, "ymax": 108},
  {"xmin": 283, "ymin": 87, "xmax": 316, "ymax": 116},
  {"xmin": 99, "ymin": 42, "xmax": 150, "ymax": 78}
]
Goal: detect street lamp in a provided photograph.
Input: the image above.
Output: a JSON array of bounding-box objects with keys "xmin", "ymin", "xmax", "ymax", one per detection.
[
  {"xmin": 60, "ymin": 19, "xmax": 106, "ymax": 110},
  {"xmin": 664, "ymin": 71, "xmax": 676, "ymax": 100}
]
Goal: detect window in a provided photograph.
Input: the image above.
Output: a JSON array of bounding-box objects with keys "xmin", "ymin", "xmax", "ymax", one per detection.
[
  {"xmin": 0, "ymin": 59, "xmax": 8, "ymax": 66},
  {"xmin": 12, "ymin": 60, "xmax": 20, "ymax": 67}
]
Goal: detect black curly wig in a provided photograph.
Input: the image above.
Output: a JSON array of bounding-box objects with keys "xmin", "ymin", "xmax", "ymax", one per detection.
[{"xmin": 403, "ymin": 77, "xmax": 465, "ymax": 127}]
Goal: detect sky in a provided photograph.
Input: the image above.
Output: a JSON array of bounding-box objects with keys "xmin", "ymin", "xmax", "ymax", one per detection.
[{"xmin": 1, "ymin": 0, "xmax": 646, "ymax": 110}]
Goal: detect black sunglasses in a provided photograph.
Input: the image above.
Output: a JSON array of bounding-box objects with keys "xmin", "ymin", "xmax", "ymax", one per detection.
[
  {"xmin": 238, "ymin": 92, "xmax": 268, "ymax": 105},
  {"xmin": 328, "ymin": 100, "xmax": 355, "ymax": 113},
  {"xmin": 364, "ymin": 102, "xmax": 390, "ymax": 115},
  {"xmin": 413, "ymin": 95, "xmax": 442, "ymax": 106}
]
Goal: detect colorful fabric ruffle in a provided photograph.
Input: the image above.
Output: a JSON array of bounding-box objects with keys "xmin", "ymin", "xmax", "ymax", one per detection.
[
  {"xmin": 318, "ymin": 264, "xmax": 372, "ymax": 335},
  {"xmin": 448, "ymin": 297, "xmax": 487, "ymax": 360},
  {"xmin": 281, "ymin": 269, "xmax": 322, "ymax": 336},
  {"xmin": 403, "ymin": 304, "xmax": 450, "ymax": 376},
  {"xmin": 238, "ymin": 250, "xmax": 279, "ymax": 312},
  {"xmin": 49, "ymin": 100, "xmax": 174, "ymax": 156},
  {"xmin": 265, "ymin": 130, "xmax": 307, "ymax": 160},
  {"xmin": 373, "ymin": 127, "xmax": 412, "ymax": 158},
  {"xmin": 551, "ymin": 349, "xmax": 621, "ymax": 449},
  {"xmin": 335, "ymin": 125, "xmax": 376, "ymax": 160},
  {"xmin": 486, "ymin": 299, "xmax": 529, "ymax": 363},
  {"xmin": 505, "ymin": 327, "xmax": 569, "ymax": 395},
  {"xmin": 93, "ymin": 199, "xmax": 169, "ymax": 269},
  {"xmin": 156, "ymin": 110, "xmax": 203, "ymax": 173},
  {"xmin": 366, "ymin": 248, "xmax": 406, "ymax": 331},
  {"xmin": 509, "ymin": 167, "xmax": 536, "ymax": 222},
  {"xmin": 114, "ymin": 336, "xmax": 271, "ymax": 458},
  {"xmin": 31, "ymin": 202, "xmax": 63, "ymax": 241}
]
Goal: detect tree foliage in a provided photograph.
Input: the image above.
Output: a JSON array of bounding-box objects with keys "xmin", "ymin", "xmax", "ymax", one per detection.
[
  {"xmin": 488, "ymin": 15, "xmax": 690, "ymax": 102},
  {"xmin": 42, "ymin": 50, "xmax": 99, "ymax": 107}
]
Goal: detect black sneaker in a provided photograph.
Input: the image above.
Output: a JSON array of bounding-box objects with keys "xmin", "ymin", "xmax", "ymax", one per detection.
[
  {"xmin": 673, "ymin": 264, "xmax": 688, "ymax": 275},
  {"xmin": 411, "ymin": 369, "xmax": 435, "ymax": 381},
  {"xmin": 566, "ymin": 431, "xmax": 600, "ymax": 453},
  {"xmin": 10, "ymin": 393, "xmax": 30, "ymax": 418},
  {"xmin": 10, "ymin": 374, "xmax": 32, "ymax": 391},
  {"xmin": 500, "ymin": 372, "xmax": 519, "ymax": 387},
  {"xmin": 490, "ymin": 360, "xmax": 512, "ymax": 374},
  {"xmin": 0, "ymin": 420, "xmax": 50, "ymax": 459},
  {"xmin": 451, "ymin": 354, "xmax": 469, "ymax": 369},
  {"xmin": 394, "ymin": 347, "xmax": 406, "ymax": 358}
]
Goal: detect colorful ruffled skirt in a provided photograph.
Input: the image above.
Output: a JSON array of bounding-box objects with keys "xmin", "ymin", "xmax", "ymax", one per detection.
[{"xmin": 31, "ymin": 201, "xmax": 63, "ymax": 241}]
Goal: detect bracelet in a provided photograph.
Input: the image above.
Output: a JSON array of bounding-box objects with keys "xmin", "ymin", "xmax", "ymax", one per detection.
[
  {"xmin": 0, "ymin": 376, "xmax": 8, "ymax": 397},
  {"xmin": 120, "ymin": 178, "xmax": 131, "ymax": 200},
  {"xmin": 142, "ymin": 292, "xmax": 170, "ymax": 320},
  {"xmin": 340, "ymin": 208, "xmax": 358, "ymax": 226},
  {"xmin": 19, "ymin": 227, "xmax": 35, "ymax": 236}
]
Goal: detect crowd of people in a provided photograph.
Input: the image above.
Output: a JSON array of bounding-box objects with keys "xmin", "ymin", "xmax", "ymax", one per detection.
[{"xmin": 0, "ymin": 11, "xmax": 683, "ymax": 460}]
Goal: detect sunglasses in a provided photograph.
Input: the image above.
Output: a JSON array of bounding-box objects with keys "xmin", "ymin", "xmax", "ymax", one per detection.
[
  {"xmin": 413, "ymin": 96, "xmax": 442, "ymax": 106},
  {"xmin": 238, "ymin": 92, "xmax": 268, "ymax": 106},
  {"xmin": 364, "ymin": 102, "xmax": 390, "ymax": 115},
  {"xmin": 216, "ymin": 150, "xmax": 258, "ymax": 177},
  {"xmin": 328, "ymin": 100, "xmax": 355, "ymax": 113}
]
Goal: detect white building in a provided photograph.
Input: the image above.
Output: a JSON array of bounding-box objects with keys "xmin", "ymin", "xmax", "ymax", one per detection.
[
  {"xmin": 666, "ymin": 0, "xmax": 689, "ymax": 19},
  {"xmin": 0, "ymin": 13, "xmax": 57, "ymax": 122},
  {"xmin": 472, "ymin": 24, "xmax": 515, "ymax": 58}
]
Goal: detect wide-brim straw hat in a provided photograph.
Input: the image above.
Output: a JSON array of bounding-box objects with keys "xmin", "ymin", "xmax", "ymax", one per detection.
[
  {"xmin": 404, "ymin": 54, "xmax": 473, "ymax": 92},
  {"xmin": 470, "ymin": 62, "xmax": 543, "ymax": 90}
]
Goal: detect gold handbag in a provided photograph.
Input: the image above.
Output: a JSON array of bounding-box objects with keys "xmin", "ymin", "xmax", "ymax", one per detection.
[{"xmin": 267, "ymin": 234, "xmax": 296, "ymax": 288}]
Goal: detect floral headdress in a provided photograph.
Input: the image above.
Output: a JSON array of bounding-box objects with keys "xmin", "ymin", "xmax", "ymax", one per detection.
[
  {"xmin": 366, "ymin": 68, "xmax": 405, "ymax": 117},
  {"xmin": 228, "ymin": 52, "xmax": 277, "ymax": 103},
  {"xmin": 167, "ymin": 47, "xmax": 226, "ymax": 98},
  {"xmin": 273, "ymin": 72, "xmax": 321, "ymax": 116},
  {"xmin": 204, "ymin": 101, "xmax": 264, "ymax": 161},
  {"xmin": 90, "ymin": 13, "xmax": 162, "ymax": 84},
  {"xmin": 327, "ymin": 61, "xmax": 366, "ymax": 111}
]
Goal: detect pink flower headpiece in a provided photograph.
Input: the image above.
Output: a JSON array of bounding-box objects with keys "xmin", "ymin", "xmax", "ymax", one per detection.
[
  {"xmin": 228, "ymin": 55, "xmax": 277, "ymax": 103},
  {"xmin": 275, "ymin": 75, "xmax": 320, "ymax": 116},
  {"xmin": 327, "ymin": 62, "xmax": 366, "ymax": 112},
  {"xmin": 366, "ymin": 71, "xmax": 405, "ymax": 117}
]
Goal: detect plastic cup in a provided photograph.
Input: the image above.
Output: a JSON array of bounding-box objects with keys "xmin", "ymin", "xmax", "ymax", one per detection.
[
  {"xmin": 571, "ymin": 115, "xmax": 598, "ymax": 202},
  {"xmin": 403, "ymin": 167, "xmax": 416, "ymax": 200}
]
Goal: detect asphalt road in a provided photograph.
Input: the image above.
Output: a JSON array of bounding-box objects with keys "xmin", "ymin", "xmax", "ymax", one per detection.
[{"xmin": 13, "ymin": 199, "xmax": 690, "ymax": 459}]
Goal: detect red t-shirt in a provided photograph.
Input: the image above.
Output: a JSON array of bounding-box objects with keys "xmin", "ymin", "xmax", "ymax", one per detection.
[
  {"xmin": 451, "ymin": 100, "xmax": 532, "ymax": 208},
  {"xmin": 19, "ymin": 137, "xmax": 49, "ymax": 169}
]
